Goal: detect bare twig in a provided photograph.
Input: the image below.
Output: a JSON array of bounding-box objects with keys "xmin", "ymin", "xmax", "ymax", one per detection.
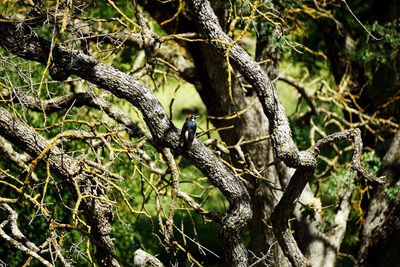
[
  {"xmin": 278, "ymin": 74, "xmax": 318, "ymax": 115},
  {"xmin": 0, "ymin": 135, "xmax": 38, "ymax": 181},
  {"xmin": 1, "ymin": 89, "xmax": 145, "ymax": 138},
  {"xmin": 341, "ymin": 0, "xmax": 382, "ymax": 40},
  {"xmin": 0, "ymin": 204, "xmax": 53, "ymax": 267}
]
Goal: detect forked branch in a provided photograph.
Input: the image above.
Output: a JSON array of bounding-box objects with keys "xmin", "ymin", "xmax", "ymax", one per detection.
[
  {"xmin": 0, "ymin": 12, "xmax": 252, "ymax": 267},
  {"xmin": 184, "ymin": 1, "xmax": 383, "ymax": 266},
  {"xmin": 272, "ymin": 128, "xmax": 384, "ymax": 266}
]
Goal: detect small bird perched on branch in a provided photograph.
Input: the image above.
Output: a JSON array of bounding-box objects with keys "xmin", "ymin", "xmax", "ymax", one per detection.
[{"xmin": 179, "ymin": 114, "xmax": 197, "ymax": 149}]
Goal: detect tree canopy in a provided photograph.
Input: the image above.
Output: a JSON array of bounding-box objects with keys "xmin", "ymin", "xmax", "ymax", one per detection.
[{"xmin": 0, "ymin": 1, "xmax": 399, "ymax": 267}]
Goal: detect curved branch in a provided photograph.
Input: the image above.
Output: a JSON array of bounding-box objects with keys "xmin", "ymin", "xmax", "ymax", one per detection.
[
  {"xmin": 0, "ymin": 107, "xmax": 120, "ymax": 267},
  {"xmin": 0, "ymin": 203, "xmax": 52, "ymax": 265},
  {"xmin": 182, "ymin": 2, "xmax": 383, "ymax": 266},
  {"xmin": 271, "ymin": 129, "xmax": 384, "ymax": 266},
  {"xmin": 313, "ymin": 128, "xmax": 385, "ymax": 184},
  {"xmin": 185, "ymin": 0, "xmax": 300, "ymax": 167},
  {"xmin": 1, "ymin": 89, "xmax": 144, "ymax": 137},
  {"xmin": 271, "ymin": 152, "xmax": 317, "ymax": 267},
  {"xmin": 278, "ymin": 74, "xmax": 318, "ymax": 115},
  {"xmin": 0, "ymin": 13, "xmax": 252, "ymax": 266}
]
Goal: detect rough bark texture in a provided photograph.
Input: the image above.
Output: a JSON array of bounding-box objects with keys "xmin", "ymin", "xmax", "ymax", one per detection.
[
  {"xmin": 137, "ymin": 1, "xmax": 289, "ymax": 264},
  {"xmin": 0, "ymin": 14, "xmax": 252, "ymax": 267},
  {"xmin": 0, "ymin": 3, "xmax": 384, "ymax": 266},
  {"xmin": 133, "ymin": 249, "xmax": 164, "ymax": 267},
  {"xmin": 271, "ymin": 155, "xmax": 317, "ymax": 267},
  {"xmin": 169, "ymin": 1, "xmax": 384, "ymax": 266},
  {"xmin": 0, "ymin": 107, "xmax": 120, "ymax": 267},
  {"xmin": 279, "ymin": 163, "xmax": 337, "ymax": 267},
  {"xmin": 185, "ymin": 1, "xmax": 312, "ymax": 265},
  {"xmin": 185, "ymin": 0, "xmax": 300, "ymax": 167},
  {"xmin": 186, "ymin": 6, "xmax": 288, "ymax": 264},
  {"xmin": 293, "ymin": 185, "xmax": 329, "ymax": 266},
  {"xmin": 195, "ymin": 45, "xmax": 288, "ymax": 266},
  {"xmin": 358, "ymin": 129, "xmax": 400, "ymax": 266},
  {"xmin": 294, "ymin": 183, "xmax": 353, "ymax": 267}
]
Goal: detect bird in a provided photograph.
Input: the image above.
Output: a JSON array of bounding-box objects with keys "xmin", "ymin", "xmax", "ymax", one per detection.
[{"xmin": 179, "ymin": 114, "xmax": 197, "ymax": 149}]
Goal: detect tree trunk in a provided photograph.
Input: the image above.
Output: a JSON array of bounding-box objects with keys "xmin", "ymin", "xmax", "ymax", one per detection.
[
  {"xmin": 0, "ymin": 15, "xmax": 253, "ymax": 266},
  {"xmin": 319, "ymin": 0, "xmax": 400, "ymax": 149},
  {"xmin": 193, "ymin": 42, "xmax": 290, "ymax": 266},
  {"xmin": 358, "ymin": 129, "xmax": 400, "ymax": 266},
  {"xmin": 137, "ymin": 1, "xmax": 291, "ymax": 265}
]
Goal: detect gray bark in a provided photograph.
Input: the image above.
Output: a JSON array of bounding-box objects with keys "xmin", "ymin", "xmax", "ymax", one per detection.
[
  {"xmin": 0, "ymin": 13, "xmax": 252, "ymax": 267},
  {"xmin": 185, "ymin": 2, "xmax": 383, "ymax": 267},
  {"xmin": 0, "ymin": 107, "xmax": 120, "ymax": 267},
  {"xmin": 358, "ymin": 129, "xmax": 400, "ymax": 266},
  {"xmin": 133, "ymin": 249, "xmax": 164, "ymax": 267},
  {"xmin": 195, "ymin": 44, "xmax": 289, "ymax": 266},
  {"xmin": 136, "ymin": 2, "xmax": 290, "ymax": 265},
  {"xmin": 294, "ymin": 183, "xmax": 353, "ymax": 267}
]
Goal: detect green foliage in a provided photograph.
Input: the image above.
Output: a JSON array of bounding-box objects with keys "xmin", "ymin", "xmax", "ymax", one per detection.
[
  {"xmin": 290, "ymin": 118, "xmax": 311, "ymax": 150},
  {"xmin": 361, "ymin": 151, "xmax": 381, "ymax": 174},
  {"xmin": 384, "ymin": 180, "xmax": 400, "ymax": 200},
  {"xmin": 0, "ymin": 0, "xmax": 398, "ymax": 266},
  {"xmin": 315, "ymin": 151, "xmax": 380, "ymax": 230},
  {"xmin": 316, "ymin": 168, "xmax": 355, "ymax": 232},
  {"xmin": 351, "ymin": 21, "xmax": 400, "ymax": 64}
]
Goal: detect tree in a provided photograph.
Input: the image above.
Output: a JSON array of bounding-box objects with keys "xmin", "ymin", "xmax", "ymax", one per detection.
[
  {"xmin": 283, "ymin": 1, "xmax": 400, "ymax": 266},
  {"xmin": 0, "ymin": 1, "xmax": 396, "ymax": 267},
  {"xmin": 358, "ymin": 129, "xmax": 400, "ymax": 266}
]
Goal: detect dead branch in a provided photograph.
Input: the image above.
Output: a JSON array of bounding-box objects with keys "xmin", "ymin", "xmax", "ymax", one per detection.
[
  {"xmin": 184, "ymin": 1, "xmax": 384, "ymax": 266},
  {"xmin": 0, "ymin": 107, "xmax": 120, "ymax": 267},
  {"xmin": 278, "ymin": 74, "xmax": 318, "ymax": 115},
  {"xmin": 0, "ymin": 204, "xmax": 53, "ymax": 267},
  {"xmin": 0, "ymin": 12, "xmax": 252, "ymax": 266},
  {"xmin": 1, "ymin": 89, "xmax": 144, "ymax": 138},
  {"xmin": 0, "ymin": 135, "xmax": 39, "ymax": 181}
]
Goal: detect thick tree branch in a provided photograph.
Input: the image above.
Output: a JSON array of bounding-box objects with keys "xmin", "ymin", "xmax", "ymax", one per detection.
[
  {"xmin": 0, "ymin": 14, "xmax": 252, "ymax": 266},
  {"xmin": 184, "ymin": 2, "xmax": 384, "ymax": 266},
  {"xmin": 1, "ymin": 88, "xmax": 144, "ymax": 137},
  {"xmin": 271, "ymin": 152, "xmax": 317, "ymax": 267},
  {"xmin": 273, "ymin": 129, "xmax": 383, "ymax": 266},
  {"xmin": 358, "ymin": 129, "xmax": 400, "ymax": 266},
  {"xmin": 185, "ymin": 0, "xmax": 300, "ymax": 167},
  {"xmin": 271, "ymin": 129, "xmax": 382, "ymax": 266},
  {"xmin": 0, "ymin": 107, "xmax": 120, "ymax": 267},
  {"xmin": 182, "ymin": 3, "xmax": 381, "ymax": 266}
]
